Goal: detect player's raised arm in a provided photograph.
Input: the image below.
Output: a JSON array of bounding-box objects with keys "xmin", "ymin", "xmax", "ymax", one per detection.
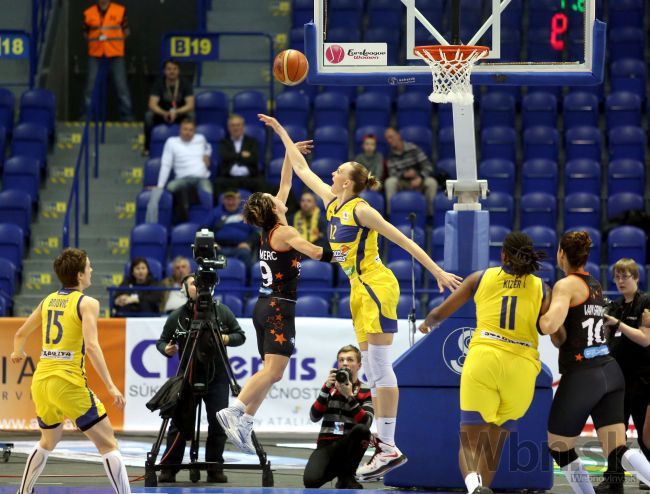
[{"xmin": 276, "ymin": 140, "xmax": 313, "ymax": 205}]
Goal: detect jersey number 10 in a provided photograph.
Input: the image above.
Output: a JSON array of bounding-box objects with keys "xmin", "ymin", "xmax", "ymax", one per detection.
[{"xmin": 45, "ymin": 309, "xmax": 64, "ymax": 344}]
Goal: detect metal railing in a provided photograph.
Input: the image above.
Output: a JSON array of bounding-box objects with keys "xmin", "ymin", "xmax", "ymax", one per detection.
[{"xmin": 32, "ymin": 0, "xmax": 52, "ymax": 58}]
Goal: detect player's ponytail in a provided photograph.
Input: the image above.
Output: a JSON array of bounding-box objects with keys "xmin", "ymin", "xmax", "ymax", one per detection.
[
  {"xmin": 243, "ymin": 192, "xmax": 278, "ymax": 231},
  {"xmin": 502, "ymin": 232, "xmax": 545, "ymax": 277},
  {"xmin": 348, "ymin": 162, "xmax": 381, "ymax": 193}
]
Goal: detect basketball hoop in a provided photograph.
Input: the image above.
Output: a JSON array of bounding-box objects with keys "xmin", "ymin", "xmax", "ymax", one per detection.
[{"xmin": 414, "ymin": 45, "xmax": 489, "ymax": 105}]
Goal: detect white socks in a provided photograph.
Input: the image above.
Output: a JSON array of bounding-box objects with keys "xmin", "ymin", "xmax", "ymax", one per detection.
[
  {"xmin": 464, "ymin": 472, "xmax": 482, "ymax": 493},
  {"xmin": 18, "ymin": 445, "xmax": 50, "ymax": 494},
  {"xmin": 622, "ymin": 448, "xmax": 650, "ymax": 486},
  {"xmin": 231, "ymin": 398, "xmax": 246, "ymax": 415},
  {"xmin": 561, "ymin": 459, "xmax": 595, "ymax": 494},
  {"xmin": 376, "ymin": 417, "xmax": 397, "ymax": 447},
  {"xmin": 101, "ymin": 449, "xmax": 131, "ymax": 494}
]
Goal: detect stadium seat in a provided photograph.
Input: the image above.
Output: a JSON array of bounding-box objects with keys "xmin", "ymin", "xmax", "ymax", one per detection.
[
  {"xmin": 232, "ymin": 91, "xmax": 267, "ymax": 128},
  {"xmin": 0, "ymin": 189, "xmax": 31, "ymax": 238},
  {"xmin": 313, "ymin": 126, "xmax": 349, "ymax": 161},
  {"xmin": 523, "ymin": 126, "xmax": 559, "ymax": 162},
  {"xmin": 537, "ymin": 261, "xmax": 556, "ymax": 285},
  {"xmin": 610, "ymin": 59, "xmax": 646, "ymax": 99},
  {"xmin": 195, "ymin": 123, "xmax": 225, "ymax": 153},
  {"xmin": 489, "ymin": 226, "xmax": 511, "ymax": 262},
  {"xmin": 565, "ymin": 159, "xmax": 601, "ymax": 196},
  {"xmin": 271, "ymin": 124, "xmax": 307, "ymax": 160},
  {"xmin": 11, "ymin": 122, "xmax": 48, "ymax": 169},
  {"xmin": 143, "ymin": 158, "xmax": 162, "ymax": 188},
  {"xmin": 430, "ymin": 226, "xmax": 445, "ymax": 262},
  {"xmin": 124, "ymin": 258, "xmax": 163, "ymax": 281},
  {"xmin": 564, "ymin": 193, "xmax": 601, "ymax": 229},
  {"xmin": 438, "ymin": 126, "xmax": 455, "ymax": 161},
  {"xmin": 481, "ymin": 192, "xmax": 514, "ymax": 229},
  {"xmin": 387, "ymin": 225, "xmax": 425, "ymax": 263},
  {"xmin": 188, "ymin": 188, "xmax": 214, "ymax": 225},
  {"xmin": 244, "ymin": 125, "xmax": 267, "ymax": 165},
  {"xmin": 565, "ymin": 126, "xmax": 601, "ymax": 162},
  {"xmin": 400, "ymin": 126, "xmax": 433, "ymax": 158},
  {"xmin": 0, "ymin": 88, "xmax": 15, "ymax": 136},
  {"xmin": 607, "ymin": 192, "xmax": 644, "ymax": 220},
  {"xmin": 328, "ymin": 0, "xmax": 363, "ymax": 29},
  {"xmin": 437, "ymin": 104, "xmax": 453, "ymax": 128},
  {"xmin": 609, "ymin": 27, "xmax": 644, "ymax": 61},
  {"xmin": 266, "ymin": 158, "xmax": 303, "ymax": 196},
  {"xmin": 150, "ymin": 124, "xmax": 179, "ymax": 159},
  {"xmin": 296, "ymin": 294, "xmax": 330, "ymax": 317},
  {"xmin": 397, "ymin": 92, "xmax": 432, "ymax": 128},
  {"xmin": 130, "ymin": 223, "xmax": 168, "ymax": 265},
  {"xmin": 314, "ymin": 92, "xmax": 350, "ymax": 129},
  {"xmin": 337, "ymin": 295, "xmax": 352, "ymax": 318},
  {"xmin": 321, "ymin": 85, "xmax": 357, "ymax": 104},
  {"xmin": 289, "ymin": 26, "xmax": 304, "ymax": 51},
  {"xmin": 311, "ymin": 158, "xmax": 339, "ymax": 181},
  {"xmin": 608, "ymin": 126, "xmax": 644, "ymax": 162},
  {"xmin": 298, "ymin": 259, "xmax": 334, "ymax": 296},
  {"xmin": 0, "ymin": 128, "xmax": 5, "ymax": 169},
  {"xmin": 135, "ymin": 189, "xmax": 173, "ymax": 227},
  {"xmin": 390, "ymin": 191, "xmax": 427, "ymax": 229},
  {"xmin": 426, "ymin": 295, "xmax": 445, "ymax": 313},
  {"xmin": 19, "ymin": 89, "xmax": 55, "ymax": 138},
  {"xmin": 367, "ymin": 0, "xmax": 404, "ymax": 30},
  {"xmin": 480, "ymin": 93, "xmax": 515, "ymax": 130},
  {"xmin": 607, "ymin": 264, "xmax": 647, "ymax": 291},
  {"xmin": 527, "ymin": 0, "xmax": 560, "ymax": 28},
  {"xmin": 527, "ymin": 28, "xmax": 562, "ymax": 62},
  {"xmin": 522, "ymin": 226, "xmax": 557, "ymax": 260},
  {"xmin": 275, "ymin": 91, "xmax": 310, "ymax": 128},
  {"xmin": 195, "ymin": 91, "xmax": 228, "ymax": 128},
  {"xmin": 217, "ymin": 257, "xmax": 247, "ymax": 289},
  {"xmin": 585, "ymin": 262, "xmax": 602, "ymax": 284},
  {"xmin": 521, "ymin": 159, "xmax": 558, "ymax": 196},
  {"xmin": 292, "ymin": 0, "xmax": 313, "ymax": 26},
  {"xmin": 520, "ymin": 193, "xmax": 557, "ymax": 230},
  {"xmin": 522, "ymin": 92, "xmax": 557, "ymax": 129},
  {"xmin": 567, "ymin": 226, "xmax": 602, "ymax": 264},
  {"xmin": 216, "ymin": 293, "xmax": 244, "ymax": 317},
  {"xmin": 0, "ymin": 224, "xmax": 23, "ymax": 273},
  {"xmin": 3, "ymin": 156, "xmax": 40, "ymax": 204},
  {"xmin": 433, "ymin": 193, "xmax": 455, "ymax": 227},
  {"xmin": 244, "ymin": 296, "xmax": 258, "ymax": 317},
  {"xmin": 608, "ymin": 226, "xmax": 646, "ymax": 266},
  {"xmin": 0, "ymin": 258, "xmax": 16, "ymax": 306},
  {"xmin": 605, "ymin": 92, "xmax": 642, "ymax": 129},
  {"xmin": 360, "ymin": 189, "xmax": 385, "ymax": 215},
  {"xmin": 436, "ymin": 159, "xmax": 457, "ymax": 180},
  {"xmin": 608, "ymin": 159, "xmax": 644, "ymax": 196},
  {"xmin": 481, "ymin": 127, "xmax": 516, "ymax": 163},
  {"xmin": 363, "ymin": 85, "xmax": 398, "ymax": 103},
  {"xmin": 563, "ymin": 92, "xmax": 599, "ymax": 130},
  {"xmin": 356, "ymin": 92, "xmax": 391, "ymax": 130},
  {"xmin": 354, "ymin": 126, "xmax": 388, "ymax": 156},
  {"xmin": 479, "ymin": 159, "xmax": 515, "ymax": 195},
  {"xmin": 608, "ymin": 0, "xmax": 644, "ymax": 28},
  {"xmin": 397, "ymin": 294, "xmax": 422, "ymax": 318}
]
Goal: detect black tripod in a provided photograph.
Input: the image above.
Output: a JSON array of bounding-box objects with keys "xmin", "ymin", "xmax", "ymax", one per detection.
[{"xmin": 145, "ymin": 303, "xmax": 273, "ymax": 487}]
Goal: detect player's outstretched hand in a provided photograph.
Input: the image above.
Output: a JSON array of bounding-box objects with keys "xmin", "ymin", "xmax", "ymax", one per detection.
[
  {"xmin": 435, "ymin": 269, "xmax": 463, "ymax": 292},
  {"xmin": 295, "ymin": 140, "xmax": 314, "ymax": 155},
  {"xmin": 10, "ymin": 351, "xmax": 26, "ymax": 363},
  {"xmin": 418, "ymin": 316, "xmax": 440, "ymax": 334},
  {"xmin": 258, "ymin": 114, "xmax": 283, "ymax": 133},
  {"xmin": 109, "ymin": 386, "xmax": 126, "ymax": 409}
]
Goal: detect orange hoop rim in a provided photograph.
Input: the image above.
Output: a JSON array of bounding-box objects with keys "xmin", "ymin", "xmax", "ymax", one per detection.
[{"xmin": 414, "ymin": 45, "xmax": 490, "ymax": 61}]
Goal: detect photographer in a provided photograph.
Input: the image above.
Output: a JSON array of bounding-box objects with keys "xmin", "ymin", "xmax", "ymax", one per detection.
[
  {"xmin": 303, "ymin": 345, "xmax": 373, "ymax": 489},
  {"xmin": 155, "ymin": 273, "xmax": 245, "ymax": 484}
]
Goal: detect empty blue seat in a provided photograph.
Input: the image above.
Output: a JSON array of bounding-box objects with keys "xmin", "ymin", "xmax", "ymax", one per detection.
[
  {"xmin": 124, "ymin": 257, "xmax": 163, "ymax": 281},
  {"xmin": 609, "ymin": 27, "xmax": 644, "ymax": 61},
  {"xmin": 0, "ymin": 224, "xmax": 24, "ymax": 273},
  {"xmin": 217, "ymin": 293, "xmax": 244, "ymax": 317},
  {"xmin": 537, "ymin": 261, "xmax": 556, "ymax": 285},
  {"xmin": 608, "ymin": 159, "xmax": 644, "ymax": 196},
  {"xmin": 523, "ymin": 126, "xmax": 559, "ymax": 162},
  {"xmin": 607, "ymin": 264, "xmax": 647, "ymax": 291},
  {"xmin": 585, "ymin": 262, "xmax": 602, "ymax": 283},
  {"xmin": 0, "ymin": 258, "xmax": 16, "ymax": 304},
  {"xmin": 608, "ymin": 126, "xmax": 644, "ymax": 162},
  {"xmin": 328, "ymin": 0, "xmax": 363, "ymax": 29},
  {"xmin": 356, "ymin": 92, "xmax": 391, "ymax": 130},
  {"xmin": 397, "ymin": 295, "xmax": 422, "ymax": 318},
  {"xmin": 605, "ymin": 92, "xmax": 642, "ymax": 129},
  {"xmin": 271, "ymin": 124, "xmax": 307, "ymax": 160},
  {"xmin": 397, "ymin": 92, "xmax": 432, "ymax": 128},
  {"xmin": 565, "ymin": 126, "xmax": 601, "ymax": 162},
  {"xmin": 130, "ymin": 223, "xmax": 168, "ymax": 265},
  {"xmin": 311, "ymin": 158, "xmax": 339, "ymax": 181},
  {"xmin": 196, "ymin": 123, "xmax": 225, "ymax": 171},
  {"xmin": 195, "ymin": 91, "xmax": 228, "ymax": 128},
  {"xmin": 521, "ymin": 159, "xmax": 558, "ymax": 196},
  {"xmin": 11, "ymin": 123, "xmax": 48, "ymax": 169},
  {"xmin": 296, "ymin": 294, "xmax": 330, "ymax": 317},
  {"xmin": 527, "ymin": 0, "xmax": 559, "ymax": 28},
  {"xmin": 313, "ymin": 126, "xmax": 349, "ymax": 161},
  {"xmin": 355, "ymin": 126, "xmax": 388, "ymax": 156},
  {"xmin": 481, "ymin": 127, "xmax": 516, "ymax": 163},
  {"xmin": 387, "ymin": 260, "xmax": 423, "ymax": 288},
  {"xmin": 400, "ymin": 126, "xmax": 433, "ymax": 158},
  {"xmin": 437, "ymin": 104, "xmax": 453, "ymax": 128},
  {"xmin": 610, "ymin": 59, "xmax": 646, "ymax": 99},
  {"xmin": 564, "ymin": 193, "xmax": 601, "ymax": 229},
  {"xmin": 489, "ymin": 226, "xmax": 511, "ymax": 262},
  {"xmin": 436, "ymin": 159, "xmax": 457, "ymax": 180},
  {"xmin": 609, "ymin": 0, "xmax": 644, "ymax": 29},
  {"xmin": 299, "ymin": 259, "xmax": 334, "ymax": 296},
  {"xmin": 337, "ymin": 295, "xmax": 352, "ymax": 318},
  {"xmin": 522, "ymin": 92, "xmax": 557, "ymax": 129},
  {"xmin": 244, "ymin": 296, "xmax": 258, "ymax": 317},
  {"xmin": 313, "ymin": 92, "xmax": 349, "ymax": 129},
  {"xmin": 390, "ymin": 191, "xmax": 427, "ymax": 229},
  {"xmin": 479, "ymin": 159, "xmax": 515, "ymax": 195},
  {"xmin": 170, "ymin": 223, "xmax": 200, "ymax": 259},
  {"xmin": 0, "ymin": 189, "xmax": 31, "ymax": 238},
  {"xmin": 430, "ymin": 226, "xmax": 445, "ymax": 262},
  {"xmin": 266, "ymin": 157, "xmax": 304, "ymax": 196},
  {"xmin": 427, "ymin": 295, "xmax": 445, "ymax": 313},
  {"xmin": 608, "ymin": 226, "xmax": 646, "ymax": 266},
  {"xmin": 0, "ymin": 88, "xmax": 15, "ymax": 136},
  {"xmin": 321, "ymin": 85, "xmax": 357, "ymax": 104},
  {"xmin": 289, "ymin": 27, "xmax": 304, "ymax": 51},
  {"xmin": 232, "ymin": 91, "xmax": 267, "ymax": 128},
  {"xmin": 292, "ymin": 0, "xmax": 313, "ymax": 26},
  {"xmin": 527, "ymin": 28, "xmax": 562, "ymax": 62},
  {"xmin": 136, "ymin": 189, "xmax": 173, "ymax": 227},
  {"xmin": 480, "ymin": 93, "xmax": 516, "ymax": 130},
  {"xmin": 433, "ymin": 193, "xmax": 455, "ymax": 227},
  {"xmin": 567, "ymin": 226, "xmax": 601, "ymax": 264},
  {"xmin": 275, "ymin": 91, "xmax": 310, "ymax": 128},
  {"xmin": 367, "ymin": 0, "xmax": 403, "ymax": 30},
  {"xmin": 3, "ymin": 156, "xmax": 40, "ymax": 204},
  {"xmin": 565, "ymin": 159, "xmax": 601, "ymax": 196},
  {"xmin": 327, "ymin": 26, "xmax": 361, "ymax": 42},
  {"xmin": 143, "ymin": 158, "xmax": 161, "ymax": 187},
  {"xmin": 19, "ymin": 89, "xmax": 55, "ymax": 137},
  {"xmin": 150, "ymin": 124, "xmax": 179, "ymax": 159},
  {"xmin": 522, "ymin": 226, "xmax": 557, "ymax": 260},
  {"xmin": 387, "ymin": 225, "xmax": 425, "ymax": 262},
  {"xmin": 481, "ymin": 192, "xmax": 514, "ymax": 229},
  {"xmin": 607, "ymin": 192, "xmax": 644, "ymax": 220},
  {"xmin": 438, "ymin": 126, "xmax": 455, "ymax": 161},
  {"xmin": 363, "ymin": 26, "xmax": 399, "ymax": 63},
  {"xmin": 563, "ymin": 92, "xmax": 599, "ymax": 130},
  {"xmin": 360, "ymin": 189, "xmax": 385, "ymax": 216},
  {"xmin": 520, "ymin": 193, "xmax": 557, "ymax": 230},
  {"xmin": 218, "ymin": 258, "xmax": 247, "ymax": 289}
]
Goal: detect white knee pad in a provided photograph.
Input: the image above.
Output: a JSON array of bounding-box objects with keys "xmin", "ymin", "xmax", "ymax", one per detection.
[
  {"xmin": 368, "ymin": 344, "xmax": 397, "ymax": 388},
  {"xmin": 361, "ymin": 350, "xmax": 375, "ymax": 389}
]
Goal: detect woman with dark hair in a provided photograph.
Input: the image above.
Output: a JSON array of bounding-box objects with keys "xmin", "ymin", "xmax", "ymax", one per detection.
[
  {"xmin": 419, "ymin": 232, "xmax": 549, "ymax": 494},
  {"xmin": 113, "ymin": 257, "xmax": 161, "ymax": 315},
  {"xmin": 539, "ymin": 231, "xmax": 650, "ymax": 493},
  {"xmin": 259, "ymin": 113, "xmax": 462, "ymax": 481}
]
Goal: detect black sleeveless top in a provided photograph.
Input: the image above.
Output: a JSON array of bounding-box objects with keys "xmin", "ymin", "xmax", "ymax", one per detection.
[
  {"xmin": 258, "ymin": 224, "xmax": 302, "ymax": 301},
  {"xmin": 559, "ymin": 272, "xmax": 614, "ymax": 374}
]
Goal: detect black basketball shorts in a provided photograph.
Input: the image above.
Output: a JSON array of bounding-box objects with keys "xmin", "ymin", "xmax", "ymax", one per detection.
[{"xmin": 252, "ymin": 296, "xmax": 296, "ymax": 358}]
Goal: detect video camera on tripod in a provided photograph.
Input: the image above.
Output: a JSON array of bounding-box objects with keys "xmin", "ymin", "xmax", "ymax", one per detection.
[{"xmin": 192, "ymin": 229, "xmax": 227, "ymax": 317}]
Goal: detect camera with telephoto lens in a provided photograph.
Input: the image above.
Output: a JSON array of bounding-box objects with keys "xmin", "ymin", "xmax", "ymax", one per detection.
[
  {"xmin": 192, "ymin": 229, "xmax": 227, "ymax": 315},
  {"xmin": 335, "ymin": 368, "xmax": 352, "ymax": 385}
]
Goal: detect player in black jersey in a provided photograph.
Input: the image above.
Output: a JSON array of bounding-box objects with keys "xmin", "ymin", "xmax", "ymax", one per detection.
[
  {"xmin": 539, "ymin": 231, "xmax": 650, "ymax": 493},
  {"xmin": 216, "ymin": 139, "xmax": 336, "ymax": 454}
]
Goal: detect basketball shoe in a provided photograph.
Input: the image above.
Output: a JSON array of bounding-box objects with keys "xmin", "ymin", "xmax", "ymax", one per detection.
[
  {"xmin": 216, "ymin": 407, "xmax": 247, "ymax": 452},
  {"xmin": 237, "ymin": 418, "xmax": 257, "ymax": 455},
  {"xmin": 356, "ymin": 438, "xmax": 407, "ymax": 481}
]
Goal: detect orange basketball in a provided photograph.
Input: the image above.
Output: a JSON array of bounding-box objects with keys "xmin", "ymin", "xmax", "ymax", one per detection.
[{"xmin": 273, "ymin": 49, "xmax": 309, "ymax": 86}]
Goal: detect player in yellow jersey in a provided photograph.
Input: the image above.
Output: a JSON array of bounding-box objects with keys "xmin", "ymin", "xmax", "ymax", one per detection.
[
  {"xmin": 259, "ymin": 113, "xmax": 462, "ymax": 481},
  {"xmin": 11, "ymin": 248, "xmax": 131, "ymax": 494},
  {"xmin": 419, "ymin": 232, "xmax": 550, "ymax": 494}
]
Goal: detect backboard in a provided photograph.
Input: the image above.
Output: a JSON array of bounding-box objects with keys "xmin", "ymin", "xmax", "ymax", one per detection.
[{"xmin": 304, "ymin": 0, "xmax": 605, "ymax": 86}]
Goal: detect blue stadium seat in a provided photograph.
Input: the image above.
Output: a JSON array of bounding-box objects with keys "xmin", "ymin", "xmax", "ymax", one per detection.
[
  {"xmin": 563, "ymin": 92, "xmax": 599, "ymax": 130},
  {"xmin": 520, "ymin": 193, "xmax": 557, "ymax": 230},
  {"xmin": 523, "ymin": 126, "xmax": 559, "ymax": 162},
  {"xmin": 355, "ymin": 126, "xmax": 388, "ymax": 156},
  {"xmin": 522, "ymin": 226, "xmax": 557, "ymax": 260},
  {"xmin": 218, "ymin": 258, "xmax": 247, "ymax": 288},
  {"xmin": 388, "ymin": 260, "xmax": 423, "ymax": 288},
  {"xmin": 216, "ymin": 293, "xmax": 244, "ymax": 317},
  {"xmin": 195, "ymin": 91, "xmax": 228, "ymax": 128},
  {"xmin": 124, "ymin": 258, "xmax": 163, "ymax": 281},
  {"xmin": 327, "ymin": 26, "xmax": 361, "ymax": 42},
  {"xmin": 266, "ymin": 158, "xmax": 304, "ymax": 196},
  {"xmin": 0, "ymin": 224, "xmax": 23, "ymax": 273},
  {"xmin": 608, "ymin": 226, "xmax": 646, "ymax": 266},
  {"xmin": 522, "ymin": 92, "xmax": 557, "ymax": 129},
  {"xmin": 565, "ymin": 159, "xmax": 601, "ymax": 196},
  {"xmin": 367, "ymin": 0, "xmax": 403, "ymax": 30},
  {"xmin": 0, "ymin": 128, "xmax": 5, "ymax": 169},
  {"xmin": 289, "ymin": 27, "xmax": 304, "ymax": 51},
  {"xmin": 430, "ymin": 226, "xmax": 445, "ymax": 262},
  {"xmin": 11, "ymin": 123, "xmax": 48, "ymax": 170},
  {"xmin": 360, "ymin": 189, "xmax": 385, "ymax": 216},
  {"xmin": 437, "ymin": 104, "xmax": 453, "ymax": 128},
  {"xmin": 481, "ymin": 192, "xmax": 514, "ymax": 229},
  {"xmin": 3, "ymin": 156, "xmax": 40, "ymax": 204},
  {"xmin": 355, "ymin": 92, "xmax": 391, "ymax": 130},
  {"xmin": 387, "ymin": 225, "xmax": 425, "ymax": 263},
  {"xmin": 19, "ymin": 89, "xmax": 55, "ymax": 137},
  {"xmin": 521, "ymin": 159, "xmax": 558, "ymax": 196},
  {"xmin": 298, "ymin": 259, "xmax": 334, "ymax": 296},
  {"xmin": 244, "ymin": 125, "xmax": 267, "ymax": 165},
  {"xmin": 311, "ymin": 158, "xmax": 339, "ymax": 181},
  {"xmin": 362, "ymin": 85, "xmax": 398, "ymax": 103},
  {"xmin": 479, "ymin": 159, "xmax": 515, "ymax": 195},
  {"xmin": 143, "ymin": 158, "xmax": 161, "ymax": 188},
  {"xmin": 233, "ymin": 91, "xmax": 267, "ymax": 128},
  {"xmin": 608, "ymin": 126, "xmax": 644, "ymax": 162},
  {"xmin": 489, "ymin": 226, "xmax": 511, "ymax": 262},
  {"xmin": 390, "ymin": 191, "xmax": 427, "ymax": 229},
  {"xmin": 585, "ymin": 262, "xmax": 602, "ymax": 284},
  {"xmin": 527, "ymin": 0, "xmax": 559, "ymax": 28},
  {"xmin": 437, "ymin": 126, "xmax": 455, "ymax": 161},
  {"xmin": 296, "ymin": 294, "xmax": 331, "ymax": 317},
  {"xmin": 436, "ymin": 159, "xmax": 456, "ymax": 180},
  {"xmin": 136, "ymin": 189, "xmax": 173, "ymax": 227},
  {"xmin": 188, "ymin": 188, "xmax": 214, "ymax": 225},
  {"xmin": 196, "ymin": 123, "xmax": 225, "ymax": 172},
  {"xmin": 427, "ymin": 295, "xmax": 445, "ymax": 313},
  {"xmin": 275, "ymin": 91, "xmax": 310, "ymax": 128},
  {"xmin": 364, "ymin": 26, "xmax": 400, "ymax": 64},
  {"xmin": 609, "ymin": 27, "xmax": 644, "ymax": 61},
  {"xmin": 605, "ymin": 92, "xmax": 642, "ymax": 129},
  {"xmin": 608, "ymin": 0, "xmax": 644, "ymax": 29},
  {"xmin": 0, "ymin": 190, "xmax": 31, "ymax": 238},
  {"xmin": 0, "ymin": 258, "xmax": 16, "ymax": 306},
  {"xmin": 400, "ymin": 126, "xmax": 433, "ymax": 158},
  {"xmin": 480, "ymin": 93, "xmax": 515, "ymax": 130},
  {"xmin": 397, "ymin": 295, "xmax": 422, "ymax": 318},
  {"xmin": 283, "ymin": 82, "xmax": 319, "ymax": 102},
  {"xmin": 313, "ymin": 126, "xmax": 349, "ymax": 161},
  {"xmin": 608, "ymin": 159, "xmax": 644, "ymax": 196},
  {"xmin": 610, "ymin": 59, "xmax": 646, "ymax": 99},
  {"xmin": 527, "ymin": 28, "xmax": 562, "ymax": 62},
  {"xmin": 271, "ymin": 124, "xmax": 307, "ymax": 160},
  {"xmin": 564, "ymin": 193, "xmax": 601, "ymax": 229},
  {"xmin": 607, "ymin": 192, "xmax": 644, "ymax": 220},
  {"xmin": 292, "ymin": 0, "xmax": 313, "ymax": 26},
  {"xmin": 314, "ymin": 92, "xmax": 350, "ymax": 128},
  {"xmin": 565, "ymin": 126, "xmax": 601, "ymax": 162},
  {"xmin": 481, "ymin": 126, "xmax": 516, "ymax": 163},
  {"xmin": 321, "ymin": 85, "xmax": 357, "ymax": 104},
  {"xmin": 337, "ymin": 295, "xmax": 352, "ymax": 318},
  {"xmin": 244, "ymin": 296, "xmax": 258, "ymax": 317},
  {"xmin": 607, "ymin": 264, "xmax": 647, "ymax": 291},
  {"xmin": 396, "ymin": 92, "xmax": 432, "ymax": 129},
  {"xmin": 328, "ymin": 0, "xmax": 363, "ymax": 29},
  {"xmin": 0, "ymin": 88, "xmax": 15, "ymax": 136},
  {"xmin": 130, "ymin": 223, "xmax": 168, "ymax": 265},
  {"xmin": 150, "ymin": 124, "xmax": 179, "ymax": 159},
  {"xmin": 537, "ymin": 261, "xmax": 556, "ymax": 285},
  {"xmin": 433, "ymin": 193, "xmax": 455, "ymax": 227}
]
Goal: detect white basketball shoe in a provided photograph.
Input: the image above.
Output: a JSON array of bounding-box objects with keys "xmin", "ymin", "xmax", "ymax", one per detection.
[
  {"xmin": 356, "ymin": 438, "xmax": 407, "ymax": 481},
  {"xmin": 216, "ymin": 407, "xmax": 247, "ymax": 452}
]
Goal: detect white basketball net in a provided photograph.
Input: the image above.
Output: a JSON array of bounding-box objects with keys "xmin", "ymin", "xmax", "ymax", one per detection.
[{"xmin": 416, "ymin": 46, "xmax": 489, "ymax": 106}]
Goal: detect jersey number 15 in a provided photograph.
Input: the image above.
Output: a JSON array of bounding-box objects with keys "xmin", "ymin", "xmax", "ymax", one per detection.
[{"xmin": 45, "ymin": 309, "xmax": 64, "ymax": 344}]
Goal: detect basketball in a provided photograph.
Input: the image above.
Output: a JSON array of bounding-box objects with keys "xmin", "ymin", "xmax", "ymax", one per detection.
[{"xmin": 273, "ymin": 49, "xmax": 309, "ymax": 86}]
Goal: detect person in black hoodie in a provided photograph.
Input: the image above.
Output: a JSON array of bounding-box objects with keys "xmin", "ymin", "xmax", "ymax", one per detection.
[{"xmin": 113, "ymin": 257, "xmax": 161, "ymax": 316}]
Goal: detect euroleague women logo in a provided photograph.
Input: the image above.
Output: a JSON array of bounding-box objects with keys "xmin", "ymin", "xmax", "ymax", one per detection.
[
  {"xmin": 325, "ymin": 44, "xmax": 345, "ymax": 64},
  {"xmin": 442, "ymin": 327, "xmax": 475, "ymax": 375}
]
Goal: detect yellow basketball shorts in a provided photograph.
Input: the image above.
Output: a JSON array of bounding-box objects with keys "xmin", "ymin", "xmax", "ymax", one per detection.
[
  {"xmin": 31, "ymin": 375, "xmax": 107, "ymax": 431},
  {"xmin": 349, "ymin": 267, "xmax": 399, "ymax": 344},
  {"xmin": 460, "ymin": 344, "xmax": 540, "ymax": 428}
]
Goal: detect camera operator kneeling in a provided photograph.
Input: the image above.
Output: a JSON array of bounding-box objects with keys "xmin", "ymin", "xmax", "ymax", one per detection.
[
  {"xmin": 304, "ymin": 345, "xmax": 374, "ymax": 489},
  {"xmin": 155, "ymin": 274, "xmax": 245, "ymax": 484}
]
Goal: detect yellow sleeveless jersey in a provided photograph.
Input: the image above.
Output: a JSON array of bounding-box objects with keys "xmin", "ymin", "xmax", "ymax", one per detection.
[
  {"xmin": 34, "ymin": 289, "xmax": 87, "ymax": 386},
  {"xmin": 326, "ymin": 196, "xmax": 382, "ymax": 279},
  {"xmin": 472, "ymin": 267, "xmax": 543, "ymax": 362}
]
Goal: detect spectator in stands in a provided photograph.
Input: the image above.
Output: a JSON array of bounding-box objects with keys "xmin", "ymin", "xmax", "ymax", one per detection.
[
  {"xmin": 148, "ymin": 118, "xmax": 212, "ymax": 224},
  {"xmin": 215, "ymin": 114, "xmax": 265, "ymax": 198},
  {"xmin": 353, "ymin": 134, "xmax": 384, "ymax": 186},
  {"xmin": 82, "ymin": 0, "xmax": 133, "ymax": 121},
  {"xmin": 114, "ymin": 257, "xmax": 161, "ymax": 316},
  {"xmin": 384, "ymin": 127, "xmax": 437, "ymax": 214},
  {"xmin": 205, "ymin": 190, "xmax": 257, "ymax": 267},
  {"xmin": 159, "ymin": 256, "xmax": 192, "ymax": 313},
  {"xmin": 143, "ymin": 60, "xmax": 195, "ymax": 156},
  {"xmin": 292, "ymin": 191, "xmax": 327, "ymax": 247}
]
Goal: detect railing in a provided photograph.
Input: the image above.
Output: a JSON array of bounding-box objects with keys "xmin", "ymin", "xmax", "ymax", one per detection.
[
  {"xmin": 61, "ymin": 59, "xmax": 107, "ymax": 248},
  {"xmin": 32, "ymin": 0, "xmax": 52, "ymax": 60},
  {"xmin": 196, "ymin": 0, "xmax": 211, "ymax": 33}
]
